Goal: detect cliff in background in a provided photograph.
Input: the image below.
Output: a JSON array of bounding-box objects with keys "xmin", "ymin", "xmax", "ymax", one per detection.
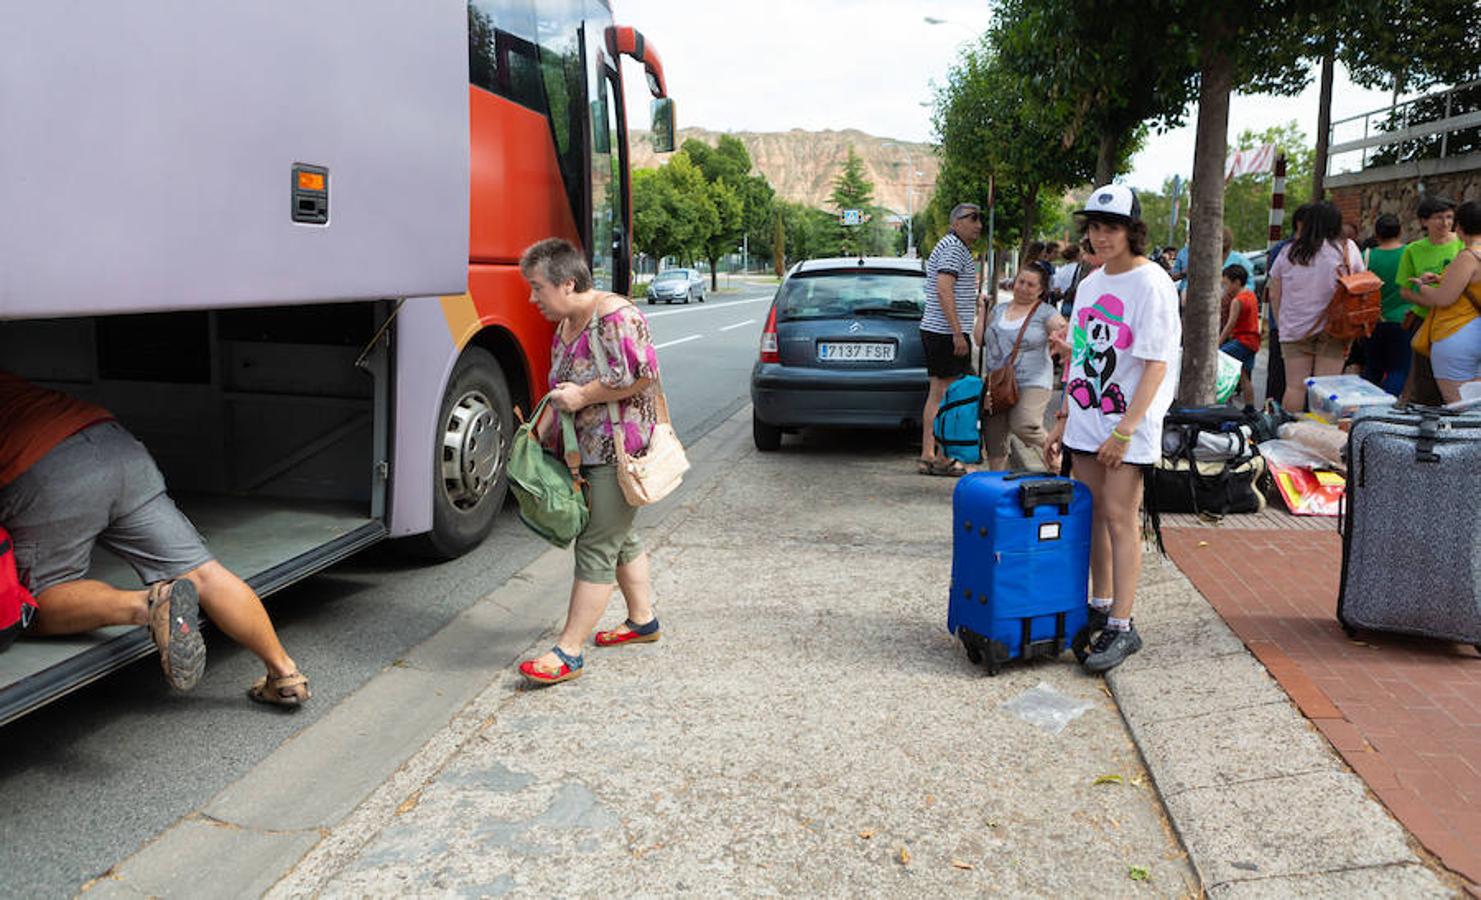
[{"xmin": 629, "ymin": 127, "xmax": 939, "ymax": 215}]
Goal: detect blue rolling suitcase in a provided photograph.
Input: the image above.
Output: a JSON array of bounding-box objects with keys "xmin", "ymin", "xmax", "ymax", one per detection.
[{"xmin": 948, "ymin": 471, "xmax": 1092, "ymax": 675}]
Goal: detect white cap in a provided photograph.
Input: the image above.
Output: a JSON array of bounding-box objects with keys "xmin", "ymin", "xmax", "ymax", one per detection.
[{"xmin": 1076, "ymin": 184, "xmax": 1141, "ymax": 222}]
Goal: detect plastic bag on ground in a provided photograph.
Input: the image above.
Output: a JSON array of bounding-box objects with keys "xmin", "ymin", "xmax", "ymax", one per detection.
[{"xmin": 1002, "ymin": 682, "xmax": 1094, "ymax": 735}]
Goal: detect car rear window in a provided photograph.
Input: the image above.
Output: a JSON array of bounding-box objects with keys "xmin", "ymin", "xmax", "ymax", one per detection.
[{"xmin": 777, "ymin": 270, "xmax": 925, "ymax": 321}]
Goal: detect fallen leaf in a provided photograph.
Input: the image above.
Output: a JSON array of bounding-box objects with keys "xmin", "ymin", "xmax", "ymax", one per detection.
[
  {"xmin": 1093, "ymin": 774, "xmax": 1125, "ymax": 786},
  {"xmin": 858, "ymin": 829, "xmax": 875, "ymax": 840},
  {"xmin": 395, "ymin": 790, "xmax": 422, "ymax": 815},
  {"xmin": 951, "ymin": 860, "xmax": 975, "ymax": 870},
  {"xmin": 1197, "ymin": 540, "xmax": 1210, "ymax": 548},
  {"xmin": 925, "ymin": 794, "xmax": 936, "ymax": 806},
  {"xmin": 898, "ymin": 847, "xmax": 912, "ymax": 865},
  {"xmin": 1128, "ymin": 865, "xmax": 1150, "ymax": 881}
]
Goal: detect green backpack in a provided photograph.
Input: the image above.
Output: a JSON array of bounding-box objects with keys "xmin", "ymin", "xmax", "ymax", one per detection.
[{"xmin": 507, "ymin": 396, "xmax": 588, "ymax": 547}]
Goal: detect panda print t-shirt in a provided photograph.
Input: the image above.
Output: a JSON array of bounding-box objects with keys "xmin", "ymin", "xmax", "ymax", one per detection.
[{"xmin": 1063, "ymin": 261, "xmax": 1181, "ymax": 465}]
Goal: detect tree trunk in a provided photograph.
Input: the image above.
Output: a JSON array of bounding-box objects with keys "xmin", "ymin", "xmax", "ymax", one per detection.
[
  {"xmin": 1095, "ymin": 131, "xmax": 1120, "ymax": 187},
  {"xmin": 1181, "ymin": 17, "xmax": 1235, "ymax": 406},
  {"xmin": 708, "ymin": 256, "xmax": 720, "ymax": 291},
  {"xmin": 772, "ymin": 214, "xmax": 786, "ymax": 278},
  {"xmin": 1311, "ymin": 47, "xmax": 1335, "ymax": 201},
  {"xmin": 1018, "ymin": 182, "xmax": 1040, "ymax": 265}
]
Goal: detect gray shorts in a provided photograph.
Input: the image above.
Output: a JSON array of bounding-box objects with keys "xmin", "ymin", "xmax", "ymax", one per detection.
[{"xmin": 0, "ymin": 421, "xmax": 213, "ymax": 595}]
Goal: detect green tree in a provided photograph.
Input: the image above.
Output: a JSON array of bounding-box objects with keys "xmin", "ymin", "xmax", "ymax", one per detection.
[
  {"xmin": 829, "ymin": 147, "xmax": 876, "ymax": 256},
  {"xmin": 700, "ymin": 178, "xmax": 743, "ymax": 289},
  {"xmin": 630, "ymin": 152, "xmax": 717, "ymax": 269},
  {"xmin": 680, "ymin": 135, "xmax": 777, "ymax": 282}
]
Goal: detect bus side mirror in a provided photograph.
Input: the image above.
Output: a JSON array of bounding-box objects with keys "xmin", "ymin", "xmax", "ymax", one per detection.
[{"xmin": 650, "ymin": 98, "xmax": 675, "ymax": 153}]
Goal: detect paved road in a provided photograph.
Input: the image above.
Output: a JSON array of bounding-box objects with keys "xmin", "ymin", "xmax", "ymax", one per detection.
[{"xmin": 0, "ymin": 282, "xmax": 775, "ymax": 897}]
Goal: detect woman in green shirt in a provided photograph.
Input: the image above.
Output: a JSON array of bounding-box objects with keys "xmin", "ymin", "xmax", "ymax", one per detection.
[{"xmin": 1360, "ymin": 214, "xmax": 1409, "ymax": 395}]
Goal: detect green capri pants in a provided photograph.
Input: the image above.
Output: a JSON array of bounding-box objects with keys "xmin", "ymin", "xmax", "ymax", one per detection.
[{"xmin": 574, "ymin": 464, "xmax": 643, "ymax": 584}]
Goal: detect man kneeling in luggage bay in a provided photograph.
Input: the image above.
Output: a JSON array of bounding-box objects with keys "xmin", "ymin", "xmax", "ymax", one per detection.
[{"xmin": 0, "ymin": 370, "xmax": 309, "ymax": 706}]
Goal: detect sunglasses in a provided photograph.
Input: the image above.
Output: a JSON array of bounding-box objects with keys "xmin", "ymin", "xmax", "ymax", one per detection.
[{"xmin": 957, "ymin": 212, "xmax": 983, "ymax": 222}]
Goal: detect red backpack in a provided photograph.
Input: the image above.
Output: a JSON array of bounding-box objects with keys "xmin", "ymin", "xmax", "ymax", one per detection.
[{"xmin": 1, "ymin": 525, "xmax": 38, "ymax": 651}]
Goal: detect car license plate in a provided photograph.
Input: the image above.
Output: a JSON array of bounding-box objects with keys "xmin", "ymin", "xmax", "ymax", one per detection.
[{"xmin": 818, "ymin": 341, "xmax": 895, "ymax": 362}]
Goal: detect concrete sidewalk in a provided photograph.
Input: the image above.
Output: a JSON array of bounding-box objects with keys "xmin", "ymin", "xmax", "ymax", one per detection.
[{"xmin": 91, "ymin": 407, "xmax": 1452, "ymax": 897}]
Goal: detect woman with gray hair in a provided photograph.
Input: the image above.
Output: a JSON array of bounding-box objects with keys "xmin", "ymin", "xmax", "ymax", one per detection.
[{"xmin": 515, "ymin": 238, "xmax": 664, "ymax": 685}]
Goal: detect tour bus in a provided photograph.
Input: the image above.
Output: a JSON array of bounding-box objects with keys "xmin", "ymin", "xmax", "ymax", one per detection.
[{"xmin": 0, "ymin": 1, "xmax": 675, "ymax": 723}]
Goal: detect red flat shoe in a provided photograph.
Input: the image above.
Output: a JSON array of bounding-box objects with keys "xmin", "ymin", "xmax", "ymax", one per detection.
[
  {"xmin": 595, "ymin": 617, "xmax": 660, "ymax": 647},
  {"xmin": 518, "ymin": 646, "xmax": 584, "ymax": 685}
]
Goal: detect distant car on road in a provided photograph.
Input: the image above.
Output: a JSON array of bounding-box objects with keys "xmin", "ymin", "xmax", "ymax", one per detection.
[
  {"xmin": 646, "ymin": 267, "xmax": 706, "ymax": 304},
  {"xmin": 750, "ymin": 257, "xmax": 929, "ymax": 451}
]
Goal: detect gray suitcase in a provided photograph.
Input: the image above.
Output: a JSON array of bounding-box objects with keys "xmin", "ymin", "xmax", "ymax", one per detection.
[{"xmin": 1338, "ymin": 405, "xmax": 1481, "ymax": 653}]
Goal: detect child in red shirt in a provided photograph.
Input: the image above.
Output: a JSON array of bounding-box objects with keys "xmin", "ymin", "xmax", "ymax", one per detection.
[{"xmin": 1217, "ymin": 265, "xmax": 1261, "ymax": 406}]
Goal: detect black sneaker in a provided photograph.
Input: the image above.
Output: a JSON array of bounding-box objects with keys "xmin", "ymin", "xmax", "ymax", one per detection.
[{"xmin": 1083, "ymin": 624, "xmax": 1142, "ymax": 674}]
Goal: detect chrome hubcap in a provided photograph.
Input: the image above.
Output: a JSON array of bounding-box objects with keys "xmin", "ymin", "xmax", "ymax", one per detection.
[{"xmin": 441, "ymin": 390, "xmax": 502, "ymax": 510}]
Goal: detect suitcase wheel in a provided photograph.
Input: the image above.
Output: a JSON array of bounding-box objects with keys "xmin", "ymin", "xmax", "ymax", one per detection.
[
  {"xmin": 985, "ymin": 640, "xmax": 1009, "ymax": 677},
  {"xmin": 960, "ymin": 629, "xmax": 985, "ymax": 666}
]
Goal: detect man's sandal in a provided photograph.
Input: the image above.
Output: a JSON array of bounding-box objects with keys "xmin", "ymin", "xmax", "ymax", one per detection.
[
  {"xmin": 921, "ymin": 457, "xmax": 967, "ymax": 477},
  {"xmin": 248, "ymin": 672, "xmax": 311, "ymax": 707},
  {"xmin": 146, "ymin": 580, "xmax": 206, "ymax": 691},
  {"xmin": 518, "ymin": 646, "xmax": 584, "ymax": 685},
  {"xmin": 595, "ymin": 617, "xmax": 660, "ymax": 647}
]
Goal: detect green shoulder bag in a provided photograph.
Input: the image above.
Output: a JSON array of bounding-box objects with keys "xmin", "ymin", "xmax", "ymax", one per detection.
[{"xmin": 507, "ymin": 396, "xmax": 588, "ymax": 547}]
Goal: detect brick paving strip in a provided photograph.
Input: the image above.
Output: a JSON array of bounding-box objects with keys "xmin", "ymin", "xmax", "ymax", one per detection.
[{"xmin": 1162, "ymin": 526, "xmax": 1481, "ymax": 893}]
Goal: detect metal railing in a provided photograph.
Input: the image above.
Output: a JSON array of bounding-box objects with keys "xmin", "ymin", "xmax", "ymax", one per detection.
[{"xmin": 1326, "ymin": 79, "xmax": 1481, "ymax": 179}]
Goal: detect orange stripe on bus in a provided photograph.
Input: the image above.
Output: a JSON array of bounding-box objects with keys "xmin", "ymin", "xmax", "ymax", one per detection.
[{"xmin": 439, "ymin": 293, "xmax": 481, "ymax": 350}]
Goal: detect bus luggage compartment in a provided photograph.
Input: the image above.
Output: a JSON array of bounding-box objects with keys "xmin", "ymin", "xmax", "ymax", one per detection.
[{"xmin": 0, "ymin": 303, "xmax": 390, "ymax": 724}]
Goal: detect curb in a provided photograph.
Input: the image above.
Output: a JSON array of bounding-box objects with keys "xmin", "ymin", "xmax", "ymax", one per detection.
[{"xmin": 1106, "ymin": 553, "xmax": 1452, "ymax": 897}]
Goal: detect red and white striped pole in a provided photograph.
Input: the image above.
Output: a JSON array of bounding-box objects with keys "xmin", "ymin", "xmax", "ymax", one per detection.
[{"xmin": 1268, "ymin": 153, "xmax": 1287, "ymax": 246}]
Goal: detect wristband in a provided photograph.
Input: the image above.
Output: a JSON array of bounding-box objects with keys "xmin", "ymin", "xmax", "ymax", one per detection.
[{"xmin": 1110, "ymin": 427, "xmax": 1132, "ymax": 443}]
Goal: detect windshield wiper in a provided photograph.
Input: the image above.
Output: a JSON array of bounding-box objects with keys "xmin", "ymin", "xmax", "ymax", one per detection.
[{"xmin": 850, "ymin": 305, "xmax": 923, "ymax": 318}]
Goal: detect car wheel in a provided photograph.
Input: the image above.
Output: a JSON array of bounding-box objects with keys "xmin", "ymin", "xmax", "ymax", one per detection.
[
  {"xmin": 684, "ymin": 289, "xmax": 692, "ymax": 304},
  {"xmin": 753, "ymin": 411, "xmax": 783, "ymax": 452},
  {"xmin": 648, "ymin": 297, "xmax": 656, "ymax": 305},
  {"xmin": 407, "ymin": 347, "xmax": 512, "ymax": 560},
  {"xmin": 699, "ymin": 289, "xmax": 705, "ymax": 303}
]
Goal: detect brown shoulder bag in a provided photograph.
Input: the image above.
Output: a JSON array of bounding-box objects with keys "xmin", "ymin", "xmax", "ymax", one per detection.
[
  {"xmin": 1324, "ymin": 241, "xmax": 1384, "ymax": 341},
  {"xmin": 984, "ymin": 300, "xmax": 1041, "ymax": 415}
]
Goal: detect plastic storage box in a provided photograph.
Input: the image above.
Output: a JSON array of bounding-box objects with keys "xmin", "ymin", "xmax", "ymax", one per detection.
[{"xmin": 1306, "ymin": 375, "xmax": 1396, "ymax": 422}]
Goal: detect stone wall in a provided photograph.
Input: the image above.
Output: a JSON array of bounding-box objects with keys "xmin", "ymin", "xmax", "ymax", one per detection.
[{"xmin": 1330, "ymin": 166, "xmax": 1481, "ymax": 240}]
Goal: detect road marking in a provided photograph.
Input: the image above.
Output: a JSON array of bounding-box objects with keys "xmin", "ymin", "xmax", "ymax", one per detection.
[
  {"xmin": 643, "ymin": 296, "xmax": 773, "ymax": 318},
  {"xmin": 718, "ymin": 319, "xmax": 757, "ymax": 332},
  {"xmin": 655, "ymin": 334, "xmax": 704, "ymax": 349}
]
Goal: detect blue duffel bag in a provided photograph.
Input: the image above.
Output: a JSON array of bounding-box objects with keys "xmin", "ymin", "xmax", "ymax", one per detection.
[
  {"xmin": 933, "ymin": 374, "xmax": 983, "ymax": 464},
  {"xmin": 947, "ymin": 471, "xmax": 1092, "ymax": 675}
]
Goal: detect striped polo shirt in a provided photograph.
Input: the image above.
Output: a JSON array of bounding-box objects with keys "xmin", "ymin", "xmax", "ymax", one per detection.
[{"xmin": 922, "ymin": 231, "xmax": 977, "ymax": 335}]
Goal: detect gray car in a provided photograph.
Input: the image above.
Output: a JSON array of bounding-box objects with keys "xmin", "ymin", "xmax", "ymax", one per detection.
[
  {"xmin": 750, "ymin": 257, "xmax": 929, "ymax": 451},
  {"xmin": 646, "ymin": 267, "xmax": 706, "ymax": 304}
]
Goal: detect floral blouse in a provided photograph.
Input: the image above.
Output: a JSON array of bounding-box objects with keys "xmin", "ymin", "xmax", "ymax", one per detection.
[{"xmin": 546, "ymin": 303, "xmax": 661, "ymax": 465}]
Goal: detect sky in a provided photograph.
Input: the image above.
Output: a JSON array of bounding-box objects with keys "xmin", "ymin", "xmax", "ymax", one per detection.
[{"xmin": 615, "ymin": 0, "xmax": 1403, "ymax": 193}]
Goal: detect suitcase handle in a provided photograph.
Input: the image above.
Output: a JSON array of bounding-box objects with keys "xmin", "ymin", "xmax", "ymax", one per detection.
[{"xmin": 1017, "ymin": 479, "xmax": 1074, "ymax": 515}]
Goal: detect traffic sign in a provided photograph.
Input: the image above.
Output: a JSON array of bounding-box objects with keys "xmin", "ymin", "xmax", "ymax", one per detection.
[{"xmin": 840, "ymin": 209, "xmax": 863, "ymax": 226}]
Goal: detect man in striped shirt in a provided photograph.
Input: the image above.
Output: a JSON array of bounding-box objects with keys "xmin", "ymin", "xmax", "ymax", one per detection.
[{"xmin": 918, "ymin": 202, "xmax": 983, "ymax": 475}]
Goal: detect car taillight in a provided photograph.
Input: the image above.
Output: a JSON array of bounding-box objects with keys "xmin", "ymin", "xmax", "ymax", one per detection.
[{"xmin": 759, "ymin": 303, "xmax": 780, "ymax": 363}]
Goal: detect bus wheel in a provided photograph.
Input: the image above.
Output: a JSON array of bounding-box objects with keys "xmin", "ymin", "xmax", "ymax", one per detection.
[{"xmin": 414, "ymin": 347, "xmax": 512, "ymax": 560}]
